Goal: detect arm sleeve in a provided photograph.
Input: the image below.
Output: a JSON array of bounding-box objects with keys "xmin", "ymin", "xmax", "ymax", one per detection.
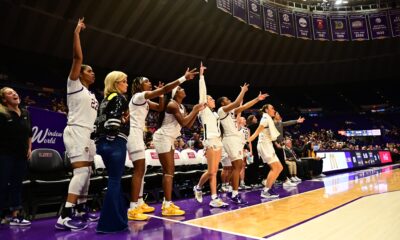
[
  {"xmin": 199, "ymin": 76, "xmax": 207, "ymax": 104},
  {"xmin": 282, "ymin": 120, "xmax": 298, "ymax": 127}
]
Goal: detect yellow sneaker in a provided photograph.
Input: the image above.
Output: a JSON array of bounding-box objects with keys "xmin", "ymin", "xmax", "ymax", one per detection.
[
  {"xmin": 161, "ymin": 202, "xmax": 180, "ymax": 210},
  {"xmin": 139, "ymin": 202, "xmax": 155, "ymax": 213},
  {"xmin": 128, "ymin": 208, "xmax": 149, "ymax": 221},
  {"xmin": 162, "ymin": 204, "xmax": 185, "ymax": 216}
]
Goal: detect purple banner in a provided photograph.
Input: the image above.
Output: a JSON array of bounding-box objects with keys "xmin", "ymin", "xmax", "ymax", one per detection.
[
  {"xmin": 278, "ymin": 8, "xmax": 295, "ymax": 37},
  {"xmin": 217, "ymin": 0, "xmax": 233, "ymax": 14},
  {"xmin": 349, "ymin": 14, "xmax": 369, "ymax": 41},
  {"xmin": 28, "ymin": 107, "xmax": 67, "ymax": 155},
  {"xmin": 295, "ymin": 12, "xmax": 312, "ymax": 40},
  {"xmin": 263, "ymin": 4, "xmax": 279, "ymax": 34},
  {"xmin": 389, "ymin": 9, "xmax": 400, "ymax": 37},
  {"xmin": 247, "ymin": 0, "xmax": 262, "ymax": 29},
  {"xmin": 312, "ymin": 14, "xmax": 330, "ymax": 41},
  {"xmin": 368, "ymin": 12, "xmax": 390, "ymax": 39},
  {"xmin": 233, "ymin": 0, "xmax": 247, "ymax": 23},
  {"xmin": 330, "ymin": 15, "xmax": 349, "ymax": 41}
]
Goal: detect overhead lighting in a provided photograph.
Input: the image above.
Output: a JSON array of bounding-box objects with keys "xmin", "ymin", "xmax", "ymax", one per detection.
[
  {"xmin": 335, "ymin": 0, "xmax": 343, "ymax": 5},
  {"xmin": 322, "ymin": 0, "xmax": 328, "ymax": 2},
  {"xmin": 343, "ymin": 0, "xmax": 348, "ymax": 3}
]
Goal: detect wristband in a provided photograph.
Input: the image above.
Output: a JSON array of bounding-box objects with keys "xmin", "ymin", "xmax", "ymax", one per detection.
[{"xmin": 178, "ymin": 76, "xmax": 186, "ymax": 84}]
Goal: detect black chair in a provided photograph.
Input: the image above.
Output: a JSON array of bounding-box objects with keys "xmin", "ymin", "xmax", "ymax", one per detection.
[{"xmin": 28, "ymin": 148, "xmax": 70, "ymax": 219}]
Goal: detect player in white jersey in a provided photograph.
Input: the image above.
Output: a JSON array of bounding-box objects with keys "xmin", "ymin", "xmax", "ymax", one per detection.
[
  {"xmin": 56, "ymin": 18, "xmax": 98, "ymax": 231},
  {"xmin": 248, "ymin": 104, "xmax": 283, "ymax": 199},
  {"xmin": 193, "ymin": 63, "xmax": 229, "ymax": 208},
  {"xmin": 153, "ymin": 86, "xmax": 205, "ymax": 216},
  {"xmin": 238, "ymin": 117, "xmax": 252, "ymax": 190},
  {"xmin": 216, "ymin": 86, "xmax": 268, "ymax": 205},
  {"xmin": 127, "ymin": 69, "xmax": 198, "ymax": 221}
]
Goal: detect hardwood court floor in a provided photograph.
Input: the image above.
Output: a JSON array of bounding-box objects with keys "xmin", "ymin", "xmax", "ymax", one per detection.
[{"xmin": 187, "ymin": 166, "xmax": 400, "ymax": 239}]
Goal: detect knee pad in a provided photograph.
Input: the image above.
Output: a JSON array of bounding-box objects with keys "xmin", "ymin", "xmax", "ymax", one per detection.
[{"xmin": 68, "ymin": 167, "xmax": 91, "ymax": 195}]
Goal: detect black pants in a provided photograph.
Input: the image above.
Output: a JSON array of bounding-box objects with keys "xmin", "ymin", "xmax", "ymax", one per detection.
[
  {"xmin": 0, "ymin": 154, "xmax": 28, "ymax": 217},
  {"xmin": 245, "ymin": 144, "xmax": 262, "ymax": 185},
  {"xmin": 273, "ymin": 143, "xmax": 290, "ymax": 181}
]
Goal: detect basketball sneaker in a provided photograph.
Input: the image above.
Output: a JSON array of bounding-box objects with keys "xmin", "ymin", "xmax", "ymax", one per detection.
[
  {"xmin": 128, "ymin": 208, "xmax": 148, "ymax": 221},
  {"xmin": 162, "ymin": 203, "xmax": 185, "ymax": 216},
  {"xmin": 138, "ymin": 202, "xmax": 155, "ymax": 213},
  {"xmin": 230, "ymin": 194, "xmax": 248, "ymax": 205},
  {"xmin": 260, "ymin": 189, "xmax": 279, "ymax": 199},
  {"xmin": 209, "ymin": 198, "xmax": 229, "ymax": 208},
  {"xmin": 55, "ymin": 216, "xmax": 88, "ymax": 231},
  {"xmin": 193, "ymin": 186, "xmax": 203, "ymax": 203},
  {"xmin": 9, "ymin": 215, "xmax": 31, "ymax": 226}
]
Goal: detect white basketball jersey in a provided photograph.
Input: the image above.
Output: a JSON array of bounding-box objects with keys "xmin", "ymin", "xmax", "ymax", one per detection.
[
  {"xmin": 199, "ymin": 107, "xmax": 220, "ymax": 140},
  {"xmin": 66, "ymin": 78, "xmax": 98, "ymax": 130},
  {"xmin": 156, "ymin": 101, "xmax": 185, "ymax": 138},
  {"xmin": 239, "ymin": 126, "xmax": 250, "ymax": 145},
  {"xmin": 258, "ymin": 113, "xmax": 280, "ymax": 143},
  {"xmin": 129, "ymin": 92, "xmax": 149, "ymax": 129},
  {"xmin": 218, "ymin": 108, "xmax": 241, "ymax": 138}
]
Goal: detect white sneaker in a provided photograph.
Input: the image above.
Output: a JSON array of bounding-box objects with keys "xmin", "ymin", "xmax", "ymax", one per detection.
[
  {"xmin": 290, "ymin": 177, "xmax": 297, "ymax": 182},
  {"xmin": 294, "ymin": 176, "xmax": 302, "ymax": 182},
  {"xmin": 261, "ymin": 189, "xmax": 279, "ymax": 199},
  {"xmin": 9, "ymin": 217, "xmax": 31, "ymax": 226},
  {"xmin": 262, "ymin": 179, "xmax": 266, "ymax": 186},
  {"xmin": 283, "ymin": 180, "xmax": 297, "ymax": 187},
  {"xmin": 209, "ymin": 198, "xmax": 229, "ymax": 208},
  {"xmin": 220, "ymin": 185, "xmax": 231, "ymax": 193},
  {"xmin": 193, "ymin": 186, "xmax": 203, "ymax": 203}
]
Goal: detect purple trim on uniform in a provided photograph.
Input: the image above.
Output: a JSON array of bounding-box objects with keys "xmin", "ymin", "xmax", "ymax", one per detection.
[
  {"xmin": 67, "ymin": 87, "xmax": 84, "ymax": 95},
  {"xmin": 264, "ymin": 189, "xmax": 400, "ymax": 239},
  {"xmin": 130, "ymin": 98, "xmax": 147, "ymax": 106}
]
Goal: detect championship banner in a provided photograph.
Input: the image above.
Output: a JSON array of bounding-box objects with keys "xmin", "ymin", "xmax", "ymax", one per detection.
[
  {"xmin": 278, "ymin": 8, "xmax": 295, "ymax": 37},
  {"xmin": 389, "ymin": 9, "xmax": 400, "ymax": 37},
  {"xmin": 330, "ymin": 14, "xmax": 350, "ymax": 41},
  {"xmin": 28, "ymin": 106, "xmax": 67, "ymax": 155},
  {"xmin": 312, "ymin": 14, "xmax": 330, "ymax": 41},
  {"xmin": 233, "ymin": 0, "xmax": 247, "ymax": 23},
  {"xmin": 349, "ymin": 14, "xmax": 369, "ymax": 41},
  {"xmin": 368, "ymin": 12, "xmax": 391, "ymax": 39},
  {"xmin": 263, "ymin": 3, "xmax": 279, "ymax": 34},
  {"xmin": 217, "ymin": 0, "xmax": 233, "ymax": 14},
  {"xmin": 247, "ymin": 0, "xmax": 263, "ymax": 29},
  {"xmin": 294, "ymin": 12, "xmax": 312, "ymax": 40}
]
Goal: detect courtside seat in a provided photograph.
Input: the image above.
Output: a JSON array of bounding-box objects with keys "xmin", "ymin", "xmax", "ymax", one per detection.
[
  {"xmin": 145, "ymin": 149, "xmax": 162, "ymax": 173},
  {"xmin": 28, "ymin": 148, "xmax": 70, "ymax": 219}
]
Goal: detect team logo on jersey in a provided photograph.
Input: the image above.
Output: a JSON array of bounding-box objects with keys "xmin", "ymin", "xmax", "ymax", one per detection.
[{"xmin": 85, "ymin": 147, "xmax": 89, "ymax": 153}]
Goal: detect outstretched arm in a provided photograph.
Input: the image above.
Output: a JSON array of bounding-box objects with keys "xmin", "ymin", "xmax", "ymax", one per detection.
[
  {"xmin": 234, "ymin": 91, "xmax": 269, "ymax": 115},
  {"xmin": 248, "ymin": 124, "xmax": 265, "ymax": 143},
  {"xmin": 148, "ymin": 82, "xmax": 165, "ymax": 112},
  {"xmin": 221, "ymin": 83, "xmax": 249, "ymax": 113},
  {"xmin": 144, "ymin": 68, "xmax": 199, "ymax": 100},
  {"xmin": 169, "ymin": 102, "xmax": 205, "ymax": 128},
  {"xmin": 199, "ymin": 62, "xmax": 207, "ymax": 104},
  {"xmin": 69, "ymin": 18, "xmax": 85, "ymax": 81}
]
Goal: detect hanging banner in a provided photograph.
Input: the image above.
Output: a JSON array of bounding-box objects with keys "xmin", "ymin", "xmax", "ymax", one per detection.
[
  {"xmin": 389, "ymin": 9, "xmax": 400, "ymax": 37},
  {"xmin": 349, "ymin": 14, "xmax": 369, "ymax": 41},
  {"xmin": 217, "ymin": 0, "xmax": 233, "ymax": 14},
  {"xmin": 247, "ymin": 0, "xmax": 263, "ymax": 29},
  {"xmin": 263, "ymin": 3, "xmax": 279, "ymax": 34},
  {"xmin": 330, "ymin": 14, "xmax": 350, "ymax": 41},
  {"xmin": 233, "ymin": 0, "xmax": 247, "ymax": 23},
  {"xmin": 294, "ymin": 12, "xmax": 312, "ymax": 40},
  {"xmin": 278, "ymin": 8, "xmax": 295, "ymax": 37},
  {"xmin": 312, "ymin": 14, "xmax": 330, "ymax": 41},
  {"xmin": 368, "ymin": 12, "xmax": 390, "ymax": 39}
]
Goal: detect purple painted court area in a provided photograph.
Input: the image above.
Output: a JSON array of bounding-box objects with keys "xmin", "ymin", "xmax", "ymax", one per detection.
[
  {"xmin": 0, "ymin": 165, "xmax": 396, "ymax": 240},
  {"xmin": 0, "ymin": 217, "xmax": 256, "ymax": 240}
]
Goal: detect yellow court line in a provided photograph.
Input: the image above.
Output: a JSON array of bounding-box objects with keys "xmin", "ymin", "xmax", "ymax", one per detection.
[{"xmin": 187, "ymin": 168, "xmax": 400, "ymax": 238}]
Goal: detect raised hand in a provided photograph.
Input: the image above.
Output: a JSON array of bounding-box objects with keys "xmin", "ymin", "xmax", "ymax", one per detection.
[
  {"xmin": 200, "ymin": 62, "xmax": 207, "ymax": 76},
  {"xmin": 297, "ymin": 116, "xmax": 305, "ymax": 123},
  {"xmin": 257, "ymin": 91, "xmax": 269, "ymax": 101},
  {"xmin": 193, "ymin": 103, "xmax": 207, "ymax": 112},
  {"xmin": 240, "ymin": 83, "xmax": 249, "ymax": 93},
  {"xmin": 184, "ymin": 68, "xmax": 199, "ymax": 80},
  {"xmin": 75, "ymin": 18, "xmax": 86, "ymax": 34},
  {"xmin": 154, "ymin": 81, "xmax": 164, "ymax": 89}
]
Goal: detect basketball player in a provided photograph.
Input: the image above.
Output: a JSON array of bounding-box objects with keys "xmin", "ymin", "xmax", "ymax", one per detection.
[
  {"xmin": 127, "ymin": 69, "xmax": 198, "ymax": 221},
  {"xmin": 216, "ymin": 88, "xmax": 268, "ymax": 204},
  {"xmin": 193, "ymin": 62, "xmax": 229, "ymax": 208},
  {"xmin": 248, "ymin": 104, "xmax": 283, "ymax": 199},
  {"xmin": 153, "ymin": 86, "xmax": 205, "ymax": 216},
  {"xmin": 56, "ymin": 18, "xmax": 98, "ymax": 231}
]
